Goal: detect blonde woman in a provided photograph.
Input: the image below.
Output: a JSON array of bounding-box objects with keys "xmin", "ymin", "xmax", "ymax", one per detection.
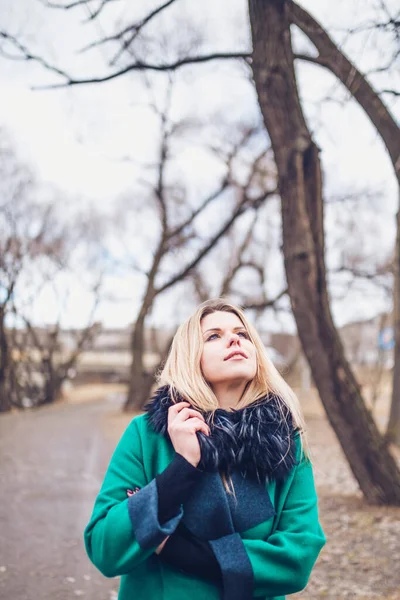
[{"xmin": 84, "ymin": 299, "xmax": 326, "ymax": 600}]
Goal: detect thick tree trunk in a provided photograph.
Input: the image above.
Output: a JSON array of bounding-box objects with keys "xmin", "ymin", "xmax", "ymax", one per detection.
[
  {"xmin": 248, "ymin": 0, "xmax": 400, "ymax": 504},
  {"xmin": 288, "ymin": 0, "xmax": 400, "ymax": 446}
]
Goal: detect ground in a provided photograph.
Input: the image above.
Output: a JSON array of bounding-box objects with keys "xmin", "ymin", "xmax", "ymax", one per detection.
[{"xmin": 0, "ymin": 383, "xmax": 399, "ymax": 600}]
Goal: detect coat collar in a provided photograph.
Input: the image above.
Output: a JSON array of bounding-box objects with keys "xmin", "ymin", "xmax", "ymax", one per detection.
[{"xmin": 145, "ymin": 385, "xmax": 299, "ymax": 483}]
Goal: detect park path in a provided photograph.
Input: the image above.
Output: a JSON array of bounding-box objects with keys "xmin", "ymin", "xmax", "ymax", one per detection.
[{"xmin": 0, "ymin": 396, "xmax": 124, "ymax": 600}]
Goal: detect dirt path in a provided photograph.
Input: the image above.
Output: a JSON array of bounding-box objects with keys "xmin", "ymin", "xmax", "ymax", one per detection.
[
  {"xmin": 0, "ymin": 397, "xmax": 121, "ymax": 600},
  {"xmin": 293, "ymin": 414, "xmax": 400, "ymax": 600}
]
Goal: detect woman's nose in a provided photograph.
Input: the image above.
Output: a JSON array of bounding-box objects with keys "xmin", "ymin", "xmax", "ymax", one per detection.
[{"xmin": 228, "ymin": 333, "xmax": 241, "ymax": 346}]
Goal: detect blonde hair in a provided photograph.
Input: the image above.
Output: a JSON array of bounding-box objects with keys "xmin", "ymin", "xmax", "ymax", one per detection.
[{"xmin": 158, "ymin": 298, "xmax": 309, "ymax": 459}]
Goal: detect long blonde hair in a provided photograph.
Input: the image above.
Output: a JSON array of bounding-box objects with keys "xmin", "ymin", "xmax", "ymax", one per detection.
[{"xmin": 158, "ymin": 298, "xmax": 309, "ymax": 458}]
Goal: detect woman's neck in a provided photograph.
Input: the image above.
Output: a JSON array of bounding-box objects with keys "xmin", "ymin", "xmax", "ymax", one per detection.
[{"xmin": 213, "ymin": 381, "xmax": 248, "ymax": 410}]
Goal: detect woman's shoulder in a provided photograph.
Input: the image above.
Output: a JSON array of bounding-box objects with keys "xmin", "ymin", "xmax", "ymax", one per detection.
[
  {"xmin": 119, "ymin": 412, "xmax": 166, "ymax": 446},
  {"xmin": 120, "ymin": 412, "xmax": 153, "ymax": 435}
]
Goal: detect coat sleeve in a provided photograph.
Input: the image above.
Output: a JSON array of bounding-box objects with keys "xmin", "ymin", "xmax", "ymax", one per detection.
[
  {"xmin": 210, "ymin": 438, "xmax": 326, "ymax": 599},
  {"xmin": 83, "ymin": 417, "xmax": 183, "ymax": 578}
]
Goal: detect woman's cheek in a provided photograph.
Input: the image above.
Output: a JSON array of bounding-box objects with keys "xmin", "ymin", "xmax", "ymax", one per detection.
[{"xmin": 200, "ymin": 351, "xmax": 213, "ymax": 380}]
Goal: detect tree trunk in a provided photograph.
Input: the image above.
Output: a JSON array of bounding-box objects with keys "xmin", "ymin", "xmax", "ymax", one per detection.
[
  {"xmin": 0, "ymin": 309, "xmax": 11, "ymax": 413},
  {"xmin": 248, "ymin": 0, "xmax": 400, "ymax": 504},
  {"xmin": 40, "ymin": 359, "xmax": 62, "ymax": 406},
  {"xmin": 387, "ymin": 207, "xmax": 400, "ymax": 444},
  {"xmin": 125, "ymin": 236, "xmax": 168, "ymax": 412},
  {"xmin": 288, "ymin": 0, "xmax": 400, "ymax": 447},
  {"xmin": 0, "ymin": 377, "xmax": 10, "ymax": 413},
  {"xmin": 125, "ymin": 289, "xmax": 157, "ymax": 412}
]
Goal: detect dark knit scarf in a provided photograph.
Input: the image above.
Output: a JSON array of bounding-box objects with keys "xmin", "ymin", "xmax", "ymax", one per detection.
[{"xmin": 145, "ymin": 386, "xmax": 300, "ymax": 484}]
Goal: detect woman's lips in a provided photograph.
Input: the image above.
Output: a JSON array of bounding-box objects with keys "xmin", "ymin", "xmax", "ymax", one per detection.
[{"xmin": 225, "ymin": 351, "xmax": 248, "ymax": 361}]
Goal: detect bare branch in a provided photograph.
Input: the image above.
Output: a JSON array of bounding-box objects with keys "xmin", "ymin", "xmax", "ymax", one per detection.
[
  {"xmin": 17, "ymin": 313, "xmax": 44, "ymax": 353},
  {"xmin": 191, "ymin": 269, "xmax": 212, "ymax": 303},
  {"xmin": 62, "ymin": 321, "xmax": 101, "ymax": 372},
  {"xmin": 153, "ymin": 79, "xmax": 174, "ymax": 235},
  {"xmin": 85, "ymin": 0, "xmax": 116, "ymax": 21},
  {"xmin": 40, "ymin": 0, "xmax": 97, "ymax": 9},
  {"xmin": 289, "ymin": 1, "xmax": 400, "ymax": 180},
  {"xmin": 380, "ymin": 89, "xmax": 400, "ymax": 97},
  {"xmin": 0, "ymin": 31, "xmax": 70, "ymax": 80},
  {"xmin": 32, "ymin": 52, "xmax": 252, "ymax": 89},
  {"xmin": 220, "ymin": 212, "xmax": 258, "ymax": 296},
  {"xmin": 293, "ymin": 52, "xmax": 329, "ymax": 67},
  {"xmin": 167, "ymin": 178, "xmax": 230, "ymax": 242},
  {"xmin": 39, "ymin": 0, "xmax": 121, "ymax": 18},
  {"xmin": 166, "ymin": 133, "xmax": 263, "ymax": 243},
  {"xmin": 109, "ymin": 0, "xmax": 180, "ymax": 66},
  {"xmin": 155, "ymin": 188, "xmax": 277, "ymax": 296},
  {"xmin": 1, "ymin": 280, "xmax": 17, "ymax": 308},
  {"xmin": 243, "ymin": 288, "xmax": 288, "ymax": 311},
  {"xmin": 333, "ymin": 263, "xmax": 392, "ymax": 279},
  {"xmin": 364, "ymin": 48, "xmax": 400, "ymax": 75},
  {"xmin": 1, "ymin": 25, "xmax": 251, "ymax": 88}
]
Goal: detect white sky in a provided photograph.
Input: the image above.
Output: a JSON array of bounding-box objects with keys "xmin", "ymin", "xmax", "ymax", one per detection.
[{"xmin": 0, "ymin": 0, "xmax": 399, "ymax": 330}]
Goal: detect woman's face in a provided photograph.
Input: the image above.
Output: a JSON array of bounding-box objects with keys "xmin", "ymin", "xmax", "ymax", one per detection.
[{"xmin": 200, "ymin": 311, "xmax": 257, "ymax": 388}]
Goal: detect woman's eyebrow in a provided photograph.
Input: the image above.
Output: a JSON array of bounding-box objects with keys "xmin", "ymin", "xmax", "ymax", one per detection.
[{"xmin": 203, "ymin": 327, "xmax": 246, "ymax": 334}]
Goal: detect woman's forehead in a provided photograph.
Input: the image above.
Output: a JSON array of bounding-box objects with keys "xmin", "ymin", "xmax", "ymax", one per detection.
[{"xmin": 200, "ymin": 311, "xmax": 244, "ymax": 331}]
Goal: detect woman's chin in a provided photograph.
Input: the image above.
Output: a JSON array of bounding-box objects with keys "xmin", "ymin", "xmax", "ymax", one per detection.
[{"xmin": 211, "ymin": 371, "xmax": 255, "ymax": 386}]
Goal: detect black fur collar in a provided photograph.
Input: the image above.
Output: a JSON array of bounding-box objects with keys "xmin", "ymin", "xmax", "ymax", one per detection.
[{"xmin": 145, "ymin": 385, "xmax": 299, "ymax": 483}]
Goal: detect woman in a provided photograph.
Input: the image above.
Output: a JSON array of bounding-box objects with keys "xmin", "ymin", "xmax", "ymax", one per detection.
[{"xmin": 84, "ymin": 299, "xmax": 326, "ymax": 600}]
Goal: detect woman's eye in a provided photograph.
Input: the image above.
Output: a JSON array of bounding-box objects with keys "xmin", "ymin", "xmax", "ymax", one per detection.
[
  {"xmin": 207, "ymin": 333, "xmax": 219, "ymax": 341},
  {"xmin": 238, "ymin": 331, "xmax": 249, "ymax": 339}
]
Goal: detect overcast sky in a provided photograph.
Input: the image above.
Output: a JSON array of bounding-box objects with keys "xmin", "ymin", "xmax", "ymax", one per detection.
[{"xmin": 0, "ymin": 0, "xmax": 398, "ymax": 331}]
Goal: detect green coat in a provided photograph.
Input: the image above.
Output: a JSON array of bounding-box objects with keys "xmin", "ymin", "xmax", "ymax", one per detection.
[{"xmin": 84, "ymin": 413, "xmax": 326, "ymax": 600}]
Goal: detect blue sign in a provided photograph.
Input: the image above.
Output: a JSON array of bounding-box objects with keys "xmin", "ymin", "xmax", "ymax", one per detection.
[{"xmin": 378, "ymin": 327, "xmax": 395, "ymax": 350}]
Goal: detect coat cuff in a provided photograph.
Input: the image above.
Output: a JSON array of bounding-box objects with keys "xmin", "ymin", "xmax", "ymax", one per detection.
[
  {"xmin": 128, "ymin": 479, "xmax": 183, "ymax": 550},
  {"xmin": 209, "ymin": 533, "xmax": 254, "ymax": 600},
  {"xmin": 156, "ymin": 453, "xmax": 203, "ymax": 524}
]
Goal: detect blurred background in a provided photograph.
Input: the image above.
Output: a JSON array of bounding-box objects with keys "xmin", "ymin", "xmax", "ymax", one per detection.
[{"xmin": 0, "ymin": 0, "xmax": 399, "ymax": 598}]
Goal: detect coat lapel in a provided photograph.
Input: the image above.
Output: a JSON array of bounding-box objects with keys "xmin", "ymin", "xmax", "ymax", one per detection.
[{"xmin": 182, "ymin": 470, "xmax": 275, "ymax": 540}]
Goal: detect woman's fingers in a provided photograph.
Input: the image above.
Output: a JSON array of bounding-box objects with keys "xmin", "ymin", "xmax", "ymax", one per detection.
[
  {"xmin": 177, "ymin": 408, "xmax": 206, "ymax": 423},
  {"xmin": 182, "ymin": 416, "xmax": 210, "ymax": 435},
  {"xmin": 168, "ymin": 404, "xmax": 210, "ymax": 436},
  {"xmin": 169, "ymin": 417, "xmax": 210, "ymax": 436},
  {"xmin": 190, "ymin": 419, "xmax": 210, "ymax": 435},
  {"xmin": 168, "ymin": 403, "xmax": 206, "ymax": 423},
  {"xmin": 167, "ymin": 402, "xmax": 210, "ymax": 465}
]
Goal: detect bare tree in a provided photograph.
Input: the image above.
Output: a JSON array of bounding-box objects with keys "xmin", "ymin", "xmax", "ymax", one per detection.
[
  {"xmin": 109, "ymin": 78, "xmax": 276, "ymax": 411},
  {"xmin": 288, "ymin": 1, "xmax": 400, "ymax": 445},
  {"xmin": 9, "ymin": 294, "xmax": 102, "ymax": 408},
  {"xmin": 342, "ymin": 0, "xmax": 399, "ymax": 96},
  {"xmin": 0, "ymin": 135, "xmax": 68, "ymax": 412},
  {"xmin": 2, "ymin": 0, "xmax": 400, "ymax": 501},
  {"xmin": 190, "ymin": 152, "xmax": 288, "ymax": 310},
  {"xmin": 0, "ymin": 132, "xmax": 108, "ymax": 411},
  {"xmin": 249, "ymin": 0, "xmax": 400, "ymax": 504}
]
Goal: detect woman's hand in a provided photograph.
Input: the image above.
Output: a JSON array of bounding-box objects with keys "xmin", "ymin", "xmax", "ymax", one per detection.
[{"xmin": 167, "ymin": 401, "xmax": 210, "ymax": 467}]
